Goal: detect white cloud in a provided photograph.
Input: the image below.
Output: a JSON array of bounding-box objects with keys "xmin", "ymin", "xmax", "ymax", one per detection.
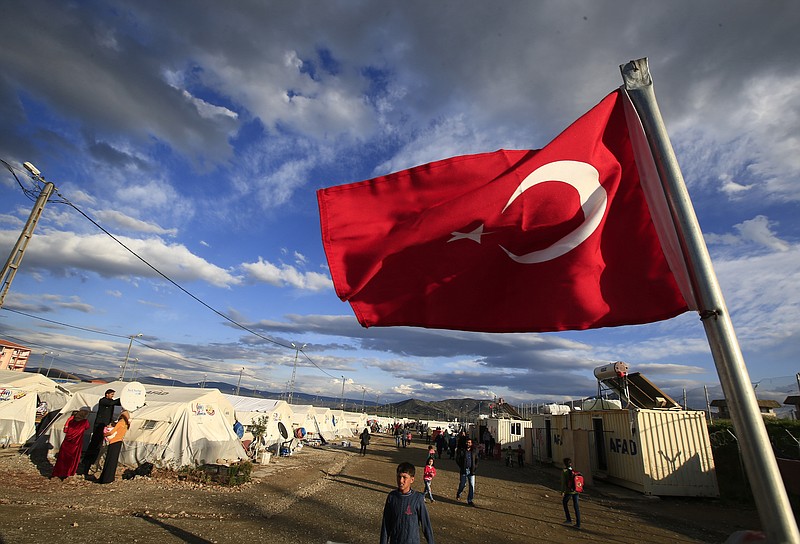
[
  {"xmin": 241, "ymin": 257, "xmax": 332, "ymax": 291},
  {"xmin": 421, "ymin": 382, "xmax": 444, "ymax": 390},
  {"xmin": 633, "ymin": 363, "xmax": 707, "ymax": 375},
  {"xmin": 735, "ymin": 216, "xmax": 790, "ymax": 252},
  {"xmin": 95, "ymin": 210, "xmax": 178, "ymax": 236},
  {"xmin": 181, "ymin": 90, "xmax": 238, "ymax": 121},
  {"xmin": 0, "ymin": 228, "xmax": 240, "ymax": 288},
  {"xmin": 392, "ymin": 384, "xmax": 415, "ymax": 396}
]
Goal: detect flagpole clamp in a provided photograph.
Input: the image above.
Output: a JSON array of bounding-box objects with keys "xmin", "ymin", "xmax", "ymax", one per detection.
[{"xmin": 698, "ymin": 309, "xmax": 721, "ymax": 321}]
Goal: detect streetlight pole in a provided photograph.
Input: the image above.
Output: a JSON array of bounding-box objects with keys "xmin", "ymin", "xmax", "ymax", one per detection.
[
  {"xmin": 38, "ymin": 350, "xmax": 51, "ymax": 374},
  {"xmin": 119, "ymin": 333, "xmax": 142, "ymax": 381},
  {"xmin": 361, "ymin": 387, "xmax": 366, "ymax": 413},
  {"xmin": 45, "ymin": 353, "xmax": 59, "ymax": 378},
  {"xmin": 235, "ymin": 367, "xmax": 244, "ymax": 396},
  {"xmin": 287, "ymin": 343, "xmax": 306, "ymax": 405},
  {"xmin": 339, "ymin": 376, "xmax": 346, "ymax": 409}
]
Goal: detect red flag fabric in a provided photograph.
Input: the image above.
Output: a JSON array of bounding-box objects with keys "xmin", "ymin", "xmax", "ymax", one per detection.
[{"xmin": 317, "ymin": 90, "xmax": 689, "ymax": 333}]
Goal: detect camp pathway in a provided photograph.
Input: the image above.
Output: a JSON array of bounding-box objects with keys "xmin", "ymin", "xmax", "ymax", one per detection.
[{"xmin": 0, "ymin": 435, "xmax": 759, "ymax": 543}]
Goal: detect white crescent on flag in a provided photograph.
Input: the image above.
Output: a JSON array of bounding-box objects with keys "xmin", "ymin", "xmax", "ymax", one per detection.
[
  {"xmin": 500, "ymin": 160, "xmax": 607, "ymax": 263},
  {"xmin": 449, "ymin": 160, "xmax": 608, "ymax": 264}
]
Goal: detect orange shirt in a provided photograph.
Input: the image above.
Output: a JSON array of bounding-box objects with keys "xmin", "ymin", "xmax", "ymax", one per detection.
[{"xmin": 103, "ymin": 418, "xmax": 129, "ymax": 444}]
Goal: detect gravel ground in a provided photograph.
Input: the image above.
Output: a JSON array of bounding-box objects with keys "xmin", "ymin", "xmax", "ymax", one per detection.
[{"xmin": 0, "ymin": 434, "xmax": 762, "ymax": 543}]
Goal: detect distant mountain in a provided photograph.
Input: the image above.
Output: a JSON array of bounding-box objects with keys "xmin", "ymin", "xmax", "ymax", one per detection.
[{"xmin": 27, "ymin": 367, "xmax": 82, "ymax": 381}]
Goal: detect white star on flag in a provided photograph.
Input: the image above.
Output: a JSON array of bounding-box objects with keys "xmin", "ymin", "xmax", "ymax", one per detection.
[{"xmin": 448, "ymin": 224, "xmax": 488, "ymax": 244}]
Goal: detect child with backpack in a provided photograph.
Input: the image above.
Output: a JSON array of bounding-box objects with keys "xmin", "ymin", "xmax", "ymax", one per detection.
[
  {"xmin": 561, "ymin": 457, "xmax": 583, "ymax": 529},
  {"xmin": 423, "ymin": 457, "xmax": 436, "ymax": 503}
]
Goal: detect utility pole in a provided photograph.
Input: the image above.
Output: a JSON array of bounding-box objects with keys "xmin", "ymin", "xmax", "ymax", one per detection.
[
  {"xmin": 339, "ymin": 376, "xmax": 346, "ymax": 409},
  {"xmin": 0, "ymin": 162, "xmax": 56, "ymax": 309},
  {"xmin": 287, "ymin": 343, "xmax": 306, "ymax": 404},
  {"xmin": 361, "ymin": 387, "xmax": 366, "ymax": 412},
  {"xmin": 119, "ymin": 333, "xmax": 142, "ymax": 381}
]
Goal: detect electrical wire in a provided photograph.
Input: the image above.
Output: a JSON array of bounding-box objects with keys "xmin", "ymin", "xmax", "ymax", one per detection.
[
  {"xmin": 55, "ymin": 189, "xmax": 292, "ymax": 349},
  {"xmin": 0, "ymin": 159, "xmax": 36, "ymax": 199},
  {"xmin": 1, "ymin": 309, "xmax": 276, "ymax": 376},
  {"xmin": 1, "ymin": 161, "xmax": 373, "ymax": 394},
  {"xmin": 2, "ymin": 307, "xmax": 129, "ymax": 339}
]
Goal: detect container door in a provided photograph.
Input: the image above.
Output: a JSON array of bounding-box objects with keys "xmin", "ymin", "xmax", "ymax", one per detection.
[
  {"xmin": 545, "ymin": 418, "xmax": 552, "ymax": 461},
  {"xmin": 593, "ymin": 417, "xmax": 607, "ymax": 471}
]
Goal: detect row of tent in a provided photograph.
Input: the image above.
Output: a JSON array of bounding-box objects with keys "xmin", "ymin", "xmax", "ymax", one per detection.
[{"xmin": 0, "ymin": 369, "xmax": 376, "ymax": 469}]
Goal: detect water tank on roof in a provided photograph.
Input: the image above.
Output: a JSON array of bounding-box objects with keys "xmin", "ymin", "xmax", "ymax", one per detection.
[
  {"xmin": 581, "ymin": 398, "xmax": 623, "ymax": 411},
  {"xmin": 542, "ymin": 403, "xmax": 571, "ymax": 415},
  {"xmin": 594, "ymin": 362, "xmax": 629, "ymax": 381}
]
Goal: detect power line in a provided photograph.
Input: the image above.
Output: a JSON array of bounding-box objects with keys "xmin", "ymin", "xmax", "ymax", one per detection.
[
  {"xmin": 1, "ymin": 161, "xmax": 364, "ymax": 392},
  {"xmin": 2, "ymin": 307, "xmax": 129, "ymax": 339},
  {"xmin": 1, "ymin": 309, "xmax": 269, "ymax": 376},
  {"xmin": 55, "ymin": 189, "xmax": 292, "ymax": 351},
  {"xmin": 3, "ymin": 304, "xmax": 364, "ymax": 390}
]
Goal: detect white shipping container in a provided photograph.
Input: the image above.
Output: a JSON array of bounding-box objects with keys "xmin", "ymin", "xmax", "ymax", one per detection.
[
  {"xmin": 484, "ymin": 418, "xmax": 533, "ymax": 450},
  {"xmin": 534, "ymin": 409, "xmax": 718, "ymax": 497}
]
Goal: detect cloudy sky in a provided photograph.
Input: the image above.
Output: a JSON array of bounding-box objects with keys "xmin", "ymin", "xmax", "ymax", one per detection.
[{"xmin": 1, "ymin": 1, "xmax": 798, "ymax": 408}]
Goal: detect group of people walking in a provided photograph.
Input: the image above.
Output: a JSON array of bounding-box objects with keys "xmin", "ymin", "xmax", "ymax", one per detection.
[
  {"xmin": 421, "ymin": 430, "xmax": 478, "ymax": 506},
  {"xmin": 49, "ymin": 388, "xmax": 131, "ymax": 484},
  {"xmin": 379, "ymin": 429, "xmax": 584, "ymax": 543}
]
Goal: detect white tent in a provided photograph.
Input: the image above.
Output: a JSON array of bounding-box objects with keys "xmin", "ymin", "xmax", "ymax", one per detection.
[
  {"xmin": 312, "ymin": 406, "xmax": 337, "ymax": 440},
  {"xmin": 223, "ymin": 395, "xmax": 293, "ymax": 447},
  {"xmin": 329, "ymin": 409, "xmax": 347, "ymax": 437},
  {"xmin": 287, "ymin": 404, "xmax": 318, "ymax": 436},
  {"xmin": 0, "ymin": 370, "xmax": 70, "ymax": 445},
  {"xmin": 43, "ymin": 382, "xmax": 246, "ymax": 468},
  {"xmin": 342, "ymin": 411, "xmax": 369, "ymax": 435}
]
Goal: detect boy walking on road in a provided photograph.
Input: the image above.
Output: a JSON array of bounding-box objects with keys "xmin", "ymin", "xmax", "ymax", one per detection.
[
  {"xmin": 561, "ymin": 457, "xmax": 581, "ymax": 529},
  {"xmin": 380, "ymin": 462, "xmax": 435, "ymax": 544}
]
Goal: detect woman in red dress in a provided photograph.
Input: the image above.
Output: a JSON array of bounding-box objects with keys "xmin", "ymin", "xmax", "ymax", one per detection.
[{"xmin": 51, "ymin": 408, "xmax": 90, "ymax": 479}]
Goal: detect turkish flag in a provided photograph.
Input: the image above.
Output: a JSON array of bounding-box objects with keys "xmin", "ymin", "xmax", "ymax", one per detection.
[{"xmin": 317, "ymin": 90, "xmax": 690, "ymax": 333}]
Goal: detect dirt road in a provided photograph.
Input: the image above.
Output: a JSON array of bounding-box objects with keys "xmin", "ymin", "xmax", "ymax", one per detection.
[{"xmin": 0, "ymin": 434, "xmax": 761, "ymax": 543}]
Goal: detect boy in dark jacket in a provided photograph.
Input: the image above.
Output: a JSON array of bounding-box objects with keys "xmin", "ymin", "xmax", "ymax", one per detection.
[{"xmin": 380, "ymin": 462, "xmax": 435, "ymax": 544}]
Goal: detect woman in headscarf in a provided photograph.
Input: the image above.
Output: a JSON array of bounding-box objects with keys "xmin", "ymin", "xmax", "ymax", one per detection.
[
  {"xmin": 98, "ymin": 410, "xmax": 130, "ymax": 484},
  {"xmin": 51, "ymin": 408, "xmax": 90, "ymax": 479}
]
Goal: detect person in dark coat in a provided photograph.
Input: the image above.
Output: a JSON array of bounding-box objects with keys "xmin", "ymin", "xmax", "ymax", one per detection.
[
  {"xmin": 359, "ymin": 427, "xmax": 371, "ymax": 455},
  {"xmin": 434, "ymin": 430, "xmax": 446, "ymax": 459},
  {"xmin": 80, "ymin": 389, "xmax": 121, "ymax": 473},
  {"xmin": 455, "ymin": 438, "xmax": 479, "ymax": 506}
]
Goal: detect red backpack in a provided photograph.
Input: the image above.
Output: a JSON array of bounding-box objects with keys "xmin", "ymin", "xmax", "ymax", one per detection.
[{"xmin": 570, "ymin": 469, "xmax": 585, "ymax": 493}]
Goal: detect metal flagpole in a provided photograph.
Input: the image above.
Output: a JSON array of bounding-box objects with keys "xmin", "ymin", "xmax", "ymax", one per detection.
[{"xmin": 620, "ymin": 57, "xmax": 799, "ymax": 543}]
